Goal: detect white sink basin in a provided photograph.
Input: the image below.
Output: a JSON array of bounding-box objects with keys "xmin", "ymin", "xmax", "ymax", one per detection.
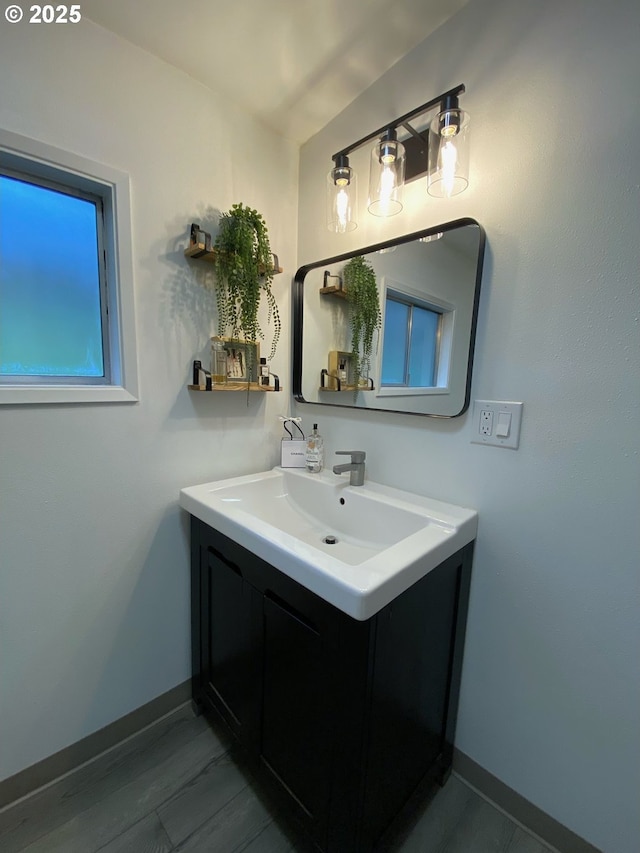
[{"xmin": 180, "ymin": 467, "xmax": 477, "ymax": 620}]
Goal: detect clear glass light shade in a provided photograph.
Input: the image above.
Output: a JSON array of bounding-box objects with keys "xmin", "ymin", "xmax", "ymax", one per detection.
[
  {"xmin": 326, "ymin": 166, "xmax": 357, "ymax": 233},
  {"xmin": 367, "ymin": 138, "xmax": 405, "ymax": 217},
  {"xmin": 427, "ymin": 109, "xmax": 470, "ymax": 198}
]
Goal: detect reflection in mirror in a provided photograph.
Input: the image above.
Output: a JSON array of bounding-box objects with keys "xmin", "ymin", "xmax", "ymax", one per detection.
[{"xmin": 293, "ymin": 218, "xmax": 485, "ymax": 417}]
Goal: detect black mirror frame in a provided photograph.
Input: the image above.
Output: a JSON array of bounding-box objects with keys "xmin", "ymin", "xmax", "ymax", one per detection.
[{"xmin": 292, "ymin": 217, "xmax": 486, "ymax": 418}]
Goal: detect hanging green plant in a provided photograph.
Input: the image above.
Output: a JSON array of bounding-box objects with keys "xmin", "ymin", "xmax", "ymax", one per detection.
[
  {"xmin": 213, "ymin": 203, "xmax": 280, "ymax": 366},
  {"xmin": 343, "ymin": 255, "xmax": 381, "ymax": 384}
]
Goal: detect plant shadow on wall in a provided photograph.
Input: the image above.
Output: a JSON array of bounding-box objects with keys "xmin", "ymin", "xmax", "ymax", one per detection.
[{"xmin": 158, "ymin": 205, "xmax": 220, "ymax": 370}]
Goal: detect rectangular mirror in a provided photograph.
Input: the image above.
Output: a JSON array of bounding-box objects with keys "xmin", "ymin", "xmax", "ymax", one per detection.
[{"xmin": 293, "ymin": 218, "xmax": 485, "ymax": 417}]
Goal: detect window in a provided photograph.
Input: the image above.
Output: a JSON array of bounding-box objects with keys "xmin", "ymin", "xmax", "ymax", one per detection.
[
  {"xmin": 0, "ymin": 129, "xmax": 138, "ymax": 404},
  {"xmin": 381, "ymin": 294, "xmax": 441, "ymax": 387},
  {"xmin": 1, "ymin": 172, "xmax": 107, "ymax": 381},
  {"xmin": 378, "ymin": 279, "xmax": 454, "ymax": 398}
]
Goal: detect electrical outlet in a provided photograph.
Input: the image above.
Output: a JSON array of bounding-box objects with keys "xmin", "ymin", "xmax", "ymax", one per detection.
[
  {"xmin": 480, "ymin": 410, "xmax": 493, "ymax": 435},
  {"xmin": 471, "ymin": 400, "xmax": 523, "ymax": 449}
]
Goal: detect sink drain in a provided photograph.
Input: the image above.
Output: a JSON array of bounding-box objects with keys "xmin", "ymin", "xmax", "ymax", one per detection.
[{"xmin": 323, "ymin": 535, "xmax": 338, "ymax": 545}]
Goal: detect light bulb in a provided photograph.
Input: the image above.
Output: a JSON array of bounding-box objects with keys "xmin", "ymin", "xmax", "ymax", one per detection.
[
  {"xmin": 427, "ymin": 108, "xmax": 470, "ymax": 198},
  {"xmin": 377, "ymin": 166, "xmax": 397, "ymax": 215},
  {"xmin": 368, "ymin": 135, "xmax": 405, "ymax": 216},
  {"xmin": 326, "ymin": 159, "xmax": 357, "ymax": 232},
  {"xmin": 335, "ymin": 186, "xmax": 350, "ymax": 231},
  {"xmin": 439, "ymin": 139, "xmax": 458, "ymax": 198}
]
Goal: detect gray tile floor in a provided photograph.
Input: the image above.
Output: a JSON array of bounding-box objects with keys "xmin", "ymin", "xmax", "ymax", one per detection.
[{"xmin": 0, "ymin": 706, "xmax": 555, "ymax": 853}]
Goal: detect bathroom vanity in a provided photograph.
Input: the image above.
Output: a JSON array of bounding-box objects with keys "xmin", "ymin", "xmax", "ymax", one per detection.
[{"xmin": 183, "ymin": 469, "xmax": 476, "ymax": 852}]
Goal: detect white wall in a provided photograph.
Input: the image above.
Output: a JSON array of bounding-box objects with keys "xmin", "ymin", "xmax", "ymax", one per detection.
[
  {"xmin": 297, "ymin": 1, "xmax": 640, "ymax": 852},
  {"xmin": 0, "ymin": 20, "xmax": 298, "ymax": 780}
]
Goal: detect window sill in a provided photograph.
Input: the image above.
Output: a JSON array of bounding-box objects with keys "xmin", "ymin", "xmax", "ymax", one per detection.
[
  {"xmin": 375, "ymin": 386, "xmax": 450, "ymax": 398},
  {"xmin": 0, "ymin": 385, "xmax": 139, "ymax": 405}
]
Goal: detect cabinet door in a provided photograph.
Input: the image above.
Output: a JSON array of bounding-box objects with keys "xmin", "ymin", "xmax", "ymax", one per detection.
[
  {"xmin": 260, "ymin": 591, "xmax": 333, "ymax": 844},
  {"xmin": 360, "ymin": 555, "xmax": 460, "ymax": 849},
  {"xmin": 201, "ymin": 543, "xmax": 261, "ymax": 748}
]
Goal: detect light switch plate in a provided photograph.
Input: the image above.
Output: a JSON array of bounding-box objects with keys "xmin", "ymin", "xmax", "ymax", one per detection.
[{"xmin": 471, "ymin": 400, "xmax": 523, "ymax": 449}]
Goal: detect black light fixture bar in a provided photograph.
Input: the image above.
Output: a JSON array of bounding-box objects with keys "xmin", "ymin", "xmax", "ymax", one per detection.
[
  {"xmin": 401, "ymin": 122, "xmax": 427, "ymax": 143},
  {"xmin": 331, "ymin": 84, "xmax": 465, "ymax": 162}
]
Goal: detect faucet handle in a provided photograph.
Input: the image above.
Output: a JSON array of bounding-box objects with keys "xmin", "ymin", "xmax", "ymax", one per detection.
[{"xmin": 335, "ymin": 450, "xmax": 366, "ymax": 463}]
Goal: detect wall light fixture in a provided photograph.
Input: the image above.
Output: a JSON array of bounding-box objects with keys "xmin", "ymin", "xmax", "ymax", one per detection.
[
  {"xmin": 327, "ymin": 153, "xmax": 357, "ymax": 233},
  {"xmin": 326, "ymin": 84, "xmax": 469, "ymax": 232}
]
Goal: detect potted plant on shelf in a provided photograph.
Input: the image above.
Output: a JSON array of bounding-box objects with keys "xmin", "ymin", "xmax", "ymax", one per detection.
[
  {"xmin": 213, "ymin": 203, "xmax": 280, "ymax": 373},
  {"xmin": 343, "ymin": 255, "xmax": 381, "ymax": 387}
]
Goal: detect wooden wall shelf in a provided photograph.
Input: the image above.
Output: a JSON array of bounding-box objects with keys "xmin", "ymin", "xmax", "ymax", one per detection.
[
  {"xmin": 319, "ymin": 284, "xmax": 347, "ymax": 298},
  {"xmin": 188, "ymin": 383, "xmax": 281, "ymax": 393},
  {"xmin": 184, "ymin": 243, "xmax": 283, "ymax": 274},
  {"xmin": 320, "ymin": 367, "xmax": 373, "ymax": 392}
]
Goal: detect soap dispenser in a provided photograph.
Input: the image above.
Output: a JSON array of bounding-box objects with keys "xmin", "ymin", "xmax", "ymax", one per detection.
[{"xmin": 305, "ymin": 424, "xmax": 324, "ymax": 473}]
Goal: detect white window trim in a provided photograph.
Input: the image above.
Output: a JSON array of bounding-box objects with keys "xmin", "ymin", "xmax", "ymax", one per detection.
[{"xmin": 0, "ymin": 129, "xmax": 138, "ymax": 405}]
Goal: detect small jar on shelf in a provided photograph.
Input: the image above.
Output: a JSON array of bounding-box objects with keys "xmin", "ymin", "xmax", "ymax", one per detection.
[{"xmin": 211, "ymin": 340, "xmax": 227, "ymax": 386}]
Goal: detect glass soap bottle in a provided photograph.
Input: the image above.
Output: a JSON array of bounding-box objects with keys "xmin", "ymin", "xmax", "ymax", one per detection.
[
  {"xmin": 305, "ymin": 424, "xmax": 324, "ymax": 473},
  {"xmin": 212, "ymin": 340, "xmax": 227, "ymax": 385}
]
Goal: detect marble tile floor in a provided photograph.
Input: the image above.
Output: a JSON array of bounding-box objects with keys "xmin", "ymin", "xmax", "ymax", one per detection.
[{"xmin": 0, "ymin": 706, "xmax": 557, "ymax": 853}]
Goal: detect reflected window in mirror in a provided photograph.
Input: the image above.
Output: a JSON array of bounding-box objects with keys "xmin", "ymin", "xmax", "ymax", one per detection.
[
  {"xmin": 378, "ymin": 280, "xmax": 455, "ymax": 399},
  {"xmin": 382, "ymin": 292, "xmax": 440, "ymax": 388}
]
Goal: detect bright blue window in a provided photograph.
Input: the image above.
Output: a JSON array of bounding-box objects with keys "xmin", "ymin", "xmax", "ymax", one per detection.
[
  {"xmin": 381, "ymin": 292, "xmax": 440, "ymax": 387},
  {"xmin": 0, "ymin": 172, "xmax": 107, "ymax": 381},
  {"xmin": 381, "ymin": 299, "xmax": 409, "ymax": 384}
]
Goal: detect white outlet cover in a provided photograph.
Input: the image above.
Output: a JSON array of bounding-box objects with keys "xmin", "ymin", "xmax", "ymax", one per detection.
[{"xmin": 471, "ymin": 400, "xmax": 523, "ymax": 449}]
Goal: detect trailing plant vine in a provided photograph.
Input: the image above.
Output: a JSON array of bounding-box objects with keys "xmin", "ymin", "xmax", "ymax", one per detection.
[
  {"xmin": 213, "ymin": 203, "xmax": 280, "ymax": 364},
  {"xmin": 343, "ymin": 255, "xmax": 381, "ymax": 384}
]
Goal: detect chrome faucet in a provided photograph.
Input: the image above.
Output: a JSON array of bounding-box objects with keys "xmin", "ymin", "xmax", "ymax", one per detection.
[{"xmin": 333, "ymin": 450, "xmax": 366, "ymax": 486}]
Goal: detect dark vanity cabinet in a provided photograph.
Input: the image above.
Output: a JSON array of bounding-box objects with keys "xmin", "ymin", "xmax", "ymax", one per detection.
[{"xmin": 190, "ymin": 517, "xmax": 473, "ymax": 852}]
